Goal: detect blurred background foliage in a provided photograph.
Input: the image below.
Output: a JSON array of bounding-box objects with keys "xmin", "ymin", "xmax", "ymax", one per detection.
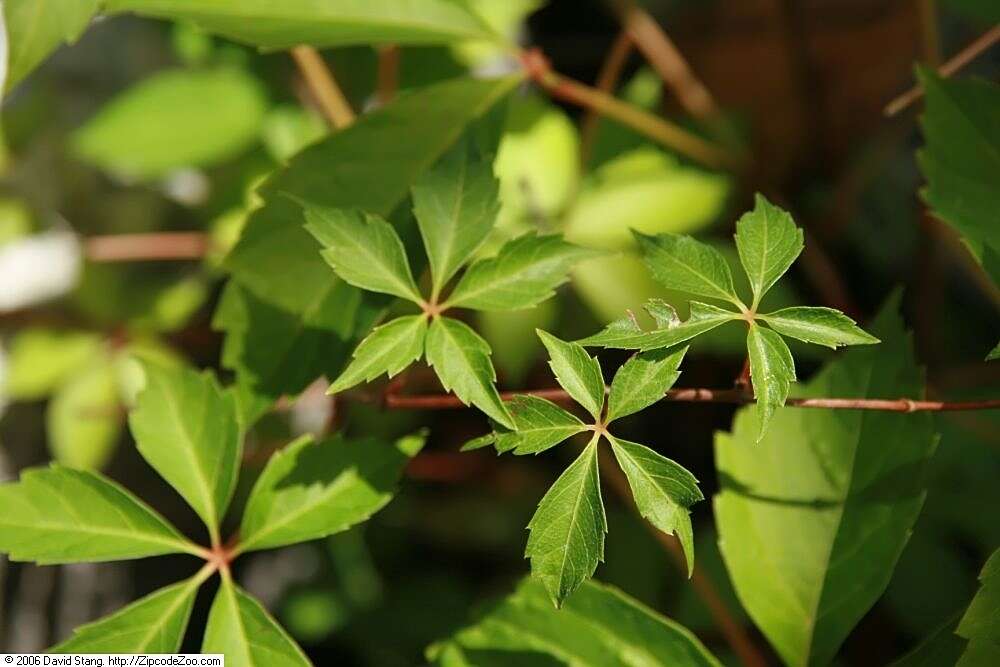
[{"xmin": 0, "ymin": 0, "xmax": 997, "ymax": 664}]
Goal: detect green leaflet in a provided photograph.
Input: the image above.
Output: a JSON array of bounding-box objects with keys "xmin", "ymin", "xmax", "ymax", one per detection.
[
  {"xmin": 428, "ymin": 577, "xmax": 722, "ymax": 666},
  {"xmin": 608, "ymin": 436, "xmax": 702, "ymax": 576},
  {"xmin": 328, "ymin": 315, "xmax": 428, "ymax": 394},
  {"xmin": 202, "ymin": 575, "xmax": 311, "ymax": 665},
  {"xmin": 444, "ymin": 233, "xmax": 600, "ymax": 311},
  {"xmin": 988, "ymin": 341, "xmax": 1000, "ymax": 361},
  {"xmin": 51, "ymin": 575, "xmax": 205, "ymax": 652},
  {"xmin": 747, "ymin": 323, "xmax": 795, "ymax": 443},
  {"xmin": 3, "ymin": 0, "xmax": 99, "ymax": 90},
  {"xmin": 0, "ymin": 466, "xmax": 193, "ymax": 563},
  {"xmin": 128, "ymin": 362, "xmax": 241, "ymax": 543},
  {"xmin": 425, "ymin": 317, "xmax": 514, "ymax": 428},
  {"xmin": 107, "ymin": 0, "xmax": 499, "ymax": 51},
  {"xmin": 412, "ymin": 141, "xmax": 499, "ymax": 297},
  {"xmin": 239, "ymin": 432, "xmax": 425, "ymax": 553},
  {"xmin": 734, "ymin": 194, "xmax": 803, "ymax": 308},
  {"xmin": 303, "ymin": 207, "xmax": 422, "ymax": 303},
  {"xmin": 606, "ymin": 347, "xmax": 687, "ymax": 422},
  {"xmin": 715, "ymin": 295, "xmax": 938, "ymax": 667},
  {"xmin": 72, "ymin": 67, "xmax": 267, "ymax": 180},
  {"xmin": 634, "ymin": 230, "xmax": 741, "ymax": 306},
  {"xmin": 578, "ymin": 301, "xmax": 737, "ymax": 351},
  {"xmin": 495, "ymin": 394, "xmax": 587, "ymax": 455},
  {"xmin": 761, "ymin": 307, "xmax": 880, "ymax": 349},
  {"xmin": 537, "ymin": 330, "xmax": 605, "ymax": 420},
  {"xmin": 956, "ymin": 548, "xmax": 1000, "ymax": 666},
  {"xmin": 526, "ymin": 438, "xmax": 606, "ymax": 607}
]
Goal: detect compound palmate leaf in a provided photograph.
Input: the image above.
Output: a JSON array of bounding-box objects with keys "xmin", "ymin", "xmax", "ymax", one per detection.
[
  {"xmin": 429, "ymin": 577, "xmax": 722, "ymax": 667},
  {"xmin": 129, "ymin": 362, "xmax": 241, "ymax": 543},
  {"xmin": 239, "ymin": 432, "xmax": 424, "ymax": 553},
  {"xmin": 107, "ymin": 0, "xmax": 498, "ymax": 50},
  {"xmin": 203, "ymin": 575, "xmax": 310, "ymax": 666},
  {"xmin": 51, "ymin": 574, "xmax": 204, "ymax": 652},
  {"xmin": 328, "ymin": 314, "xmax": 428, "ymax": 394},
  {"xmin": 715, "ymin": 295, "xmax": 938, "ymax": 667},
  {"xmin": 526, "ymin": 438, "xmax": 606, "ymax": 607},
  {"xmin": 0, "ymin": 466, "xmax": 194, "ymax": 563},
  {"xmin": 425, "ymin": 316, "xmax": 514, "ymax": 428}
]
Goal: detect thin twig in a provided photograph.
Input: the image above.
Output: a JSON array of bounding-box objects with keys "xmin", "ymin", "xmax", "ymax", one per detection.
[
  {"xmin": 376, "ymin": 45, "xmax": 401, "ymax": 106},
  {"xmin": 290, "ymin": 45, "xmax": 355, "ymax": 129},
  {"xmin": 597, "ymin": 447, "xmax": 769, "ymax": 667},
  {"xmin": 382, "ymin": 386, "xmax": 1000, "ymax": 413},
  {"xmin": 84, "ymin": 232, "xmax": 208, "ymax": 262},
  {"xmin": 580, "ymin": 31, "xmax": 633, "ymax": 164},
  {"xmin": 884, "ymin": 24, "xmax": 1000, "ymax": 117},
  {"xmin": 612, "ymin": 0, "xmax": 718, "ymax": 118},
  {"xmin": 521, "ymin": 49, "xmax": 739, "ymax": 170}
]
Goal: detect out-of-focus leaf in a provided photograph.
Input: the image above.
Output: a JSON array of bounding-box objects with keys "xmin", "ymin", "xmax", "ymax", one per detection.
[
  {"xmin": 0, "ymin": 466, "xmax": 192, "ymax": 563},
  {"xmin": 608, "ymin": 435, "xmax": 702, "ymax": 575},
  {"xmin": 746, "ymin": 323, "xmax": 795, "ymax": 442},
  {"xmin": 73, "ymin": 67, "xmax": 267, "ymax": 180},
  {"xmin": 128, "ymin": 362, "xmax": 241, "ymax": 540},
  {"xmin": 477, "ymin": 299, "xmax": 557, "ymax": 384},
  {"xmin": 0, "ymin": 198, "xmax": 33, "ymax": 245},
  {"xmin": 50, "ymin": 576, "xmax": 202, "ymax": 652},
  {"xmin": 734, "ymin": 194, "xmax": 803, "ymax": 307},
  {"xmin": 428, "ymin": 577, "xmax": 722, "ymax": 666},
  {"xmin": 526, "ymin": 439, "xmax": 606, "ymax": 606},
  {"xmin": 606, "ymin": 347, "xmax": 686, "ymax": 422},
  {"xmin": 260, "ymin": 106, "xmax": 326, "ymax": 163},
  {"xmin": 328, "ymin": 315, "xmax": 427, "ymax": 394},
  {"xmin": 453, "ymin": 0, "xmax": 541, "ymax": 66},
  {"xmin": 239, "ymin": 432, "xmax": 425, "ymax": 552},
  {"xmin": 108, "ymin": 0, "xmax": 500, "ymax": 50},
  {"xmin": 494, "ymin": 394, "xmax": 586, "ymax": 455},
  {"xmin": 588, "ymin": 67, "xmax": 663, "ymax": 167},
  {"xmin": 46, "ymin": 358, "xmax": 121, "ymax": 471},
  {"xmin": 940, "ymin": 0, "xmax": 1000, "ymax": 22},
  {"xmin": 537, "ymin": 330, "xmax": 604, "ymax": 420},
  {"xmin": 956, "ymin": 548, "xmax": 1000, "ymax": 666},
  {"xmin": 425, "ymin": 316, "xmax": 513, "ymax": 428},
  {"xmin": 715, "ymin": 295, "xmax": 938, "ymax": 667},
  {"xmin": 202, "ymin": 576, "xmax": 310, "ymax": 665},
  {"xmin": 2, "ymin": 0, "xmax": 99, "ymax": 91},
  {"xmin": 5, "ymin": 328, "xmax": 102, "ymax": 400}
]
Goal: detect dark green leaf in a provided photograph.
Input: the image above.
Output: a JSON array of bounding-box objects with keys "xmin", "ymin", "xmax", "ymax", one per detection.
[
  {"xmin": 425, "ymin": 316, "xmax": 514, "ymax": 428},
  {"xmin": 734, "ymin": 194, "xmax": 803, "ymax": 307},
  {"xmin": 239, "ymin": 432, "xmax": 425, "ymax": 553},
  {"xmin": 889, "ymin": 612, "xmax": 965, "ymax": 667},
  {"xmin": 634, "ymin": 231, "xmax": 741, "ymax": 305},
  {"xmin": 445, "ymin": 234, "xmax": 599, "ymax": 311},
  {"xmin": 0, "ymin": 466, "xmax": 194, "ymax": 563},
  {"xmin": 956, "ymin": 548, "xmax": 1000, "ymax": 666},
  {"xmin": 715, "ymin": 295, "xmax": 939, "ymax": 667},
  {"xmin": 606, "ymin": 347, "xmax": 686, "ymax": 422},
  {"xmin": 762, "ymin": 306, "xmax": 880, "ymax": 349},
  {"xmin": 747, "ymin": 323, "xmax": 795, "ymax": 442},
  {"xmin": 537, "ymin": 330, "xmax": 605, "ymax": 420},
  {"xmin": 526, "ymin": 439, "xmax": 606, "ymax": 607},
  {"xmin": 495, "ymin": 394, "xmax": 587, "ymax": 455}
]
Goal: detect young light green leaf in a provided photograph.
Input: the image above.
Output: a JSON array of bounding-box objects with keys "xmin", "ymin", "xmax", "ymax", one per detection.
[
  {"xmin": 526, "ymin": 439, "xmax": 606, "ymax": 607},
  {"xmin": 734, "ymin": 194, "xmax": 803, "ymax": 307},
  {"xmin": 51, "ymin": 575, "xmax": 204, "ymax": 652},
  {"xmin": 429, "ymin": 577, "xmax": 722, "ymax": 667},
  {"xmin": 108, "ymin": 0, "xmax": 498, "ymax": 51},
  {"xmin": 537, "ymin": 330, "xmax": 605, "ymax": 420},
  {"xmin": 303, "ymin": 207, "xmax": 422, "ymax": 303},
  {"xmin": 202, "ymin": 575, "xmax": 310, "ymax": 666},
  {"xmin": 715, "ymin": 294, "xmax": 938, "ymax": 667},
  {"xmin": 328, "ymin": 315, "xmax": 428, "ymax": 394},
  {"xmin": 761, "ymin": 306, "xmax": 880, "ymax": 349},
  {"xmin": 240, "ymin": 433, "xmax": 424, "ymax": 553},
  {"xmin": 128, "ymin": 362, "xmax": 241, "ymax": 542},
  {"xmin": 46, "ymin": 359, "xmax": 122, "ymax": 471},
  {"xmin": 606, "ymin": 347, "xmax": 687, "ymax": 422},
  {"xmin": 4, "ymin": 328, "xmax": 102, "ymax": 400},
  {"xmin": 460, "ymin": 433, "xmax": 496, "ymax": 452},
  {"xmin": 956, "ymin": 548, "xmax": 1000, "ymax": 667},
  {"xmin": 747, "ymin": 323, "xmax": 795, "ymax": 442},
  {"xmin": 425, "ymin": 316, "xmax": 514, "ymax": 428},
  {"xmin": 634, "ymin": 230, "xmax": 742, "ymax": 305},
  {"xmin": 494, "ymin": 394, "xmax": 587, "ymax": 455},
  {"xmin": 3, "ymin": 0, "xmax": 99, "ymax": 91},
  {"xmin": 444, "ymin": 233, "xmax": 600, "ymax": 311},
  {"xmin": 412, "ymin": 142, "xmax": 499, "ymax": 297},
  {"xmin": 608, "ymin": 435, "xmax": 702, "ymax": 575},
  {"xmin": 72, "ymin": 67, "xmax": 267, "ymax": 180},
  {"xmin": 0, "ymin": 466, "xmax": 193, "ymax": 563},
  {"xmin": 578, "ymin": 301, "xmax": 738, "ymax": 351}
]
